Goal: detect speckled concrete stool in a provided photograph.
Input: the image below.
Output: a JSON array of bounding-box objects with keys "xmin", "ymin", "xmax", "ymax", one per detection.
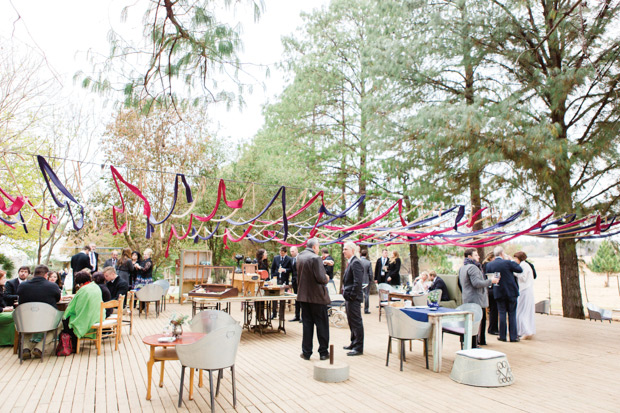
[{"xmin": 450, "ymin": 349, "xmax": 514, "ymax": 387}]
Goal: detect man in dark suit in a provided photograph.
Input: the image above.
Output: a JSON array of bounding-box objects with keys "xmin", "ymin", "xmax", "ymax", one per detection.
[
  {"xmin": 16, "ymin": 265, "xmax": 61, "ymax": 359},
  {"xmin": 297, "ymin": 238, "xmax": 330, "ymax": 361},
  {"xmin": 89, "ymin": 243, "xmax": 99, "ymax": 272},
  {"xmin": 104, "ymin": 266, "xmax": 129, "ymax": 305},
  {"xmin": 429, "ymin": 271, "xmax": 450, "ymax": 301},
  {"xmin": 289, "ymin": 246, "xmax": 302, "ymax": 322},
  {"xmin": 271, "ymin": 246, "xmax": 293, "ymax": 285},
  {"xmin": 103, "ymin": 250, "xmax": 119, "ymax": 269},
  {"xmin": 485, "ymin": 246, "xmax": 523, "ymax": 343},
  {"xmin": 374, "ymin": 249, "xmax": 389, "ymax": 284},
  {"xmin": 70, "ymin": 245, "xmax": 92, "ymax": 293},
  {"xmin": 342, "ymin": 242, "xmax": 364, "ymax": 356},
  {"xmin": 5, "ymin": 266, "xmax": 30, "ymax": 304},
  {"xmin": 359, "ymin": 249, "xmax": 373, "ymax": 314},
  {"xmin": 321, "ymin": 248, "xmax": 335, "ymax": 280}
]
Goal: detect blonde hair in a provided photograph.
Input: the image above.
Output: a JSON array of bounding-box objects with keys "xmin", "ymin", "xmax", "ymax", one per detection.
[
  {"xmin": 389, "ymin": 250, "xmax": 400, "ymax": 264},
  {"xmin": 144, "ymin": 248, "xmax": 153, "ymax": 258}
]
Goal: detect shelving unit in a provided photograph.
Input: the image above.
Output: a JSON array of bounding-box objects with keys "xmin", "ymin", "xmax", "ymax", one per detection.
[{"xmin": 178, "ymin": 249, "xmax": 234, "ymax": 303}]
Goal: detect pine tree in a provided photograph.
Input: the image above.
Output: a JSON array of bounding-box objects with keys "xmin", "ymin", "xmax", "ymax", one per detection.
[{"xmin": 589, "ymin": 241, "xmax": 620, "ymax": 289}]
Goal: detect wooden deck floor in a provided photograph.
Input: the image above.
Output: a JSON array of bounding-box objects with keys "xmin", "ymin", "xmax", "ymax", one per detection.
[{"xmin": 1, "ymin": 296, "xmax": 619, "ymax": 413}]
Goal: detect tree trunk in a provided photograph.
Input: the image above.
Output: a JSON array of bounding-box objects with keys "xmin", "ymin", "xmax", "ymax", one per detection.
[
  {"xmin": 605, "ymin": 273, "xmax": 610, "ymax": 288},
  {"xmin": 409, "ymin": 244, "xmax": 419, "ymax": 281},
  {"xmin": 558, "ymin": 238, "xmax": 584, "ymax": 319}
]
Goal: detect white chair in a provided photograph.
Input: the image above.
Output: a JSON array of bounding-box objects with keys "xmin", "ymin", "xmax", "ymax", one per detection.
[
  {"xmin": 190, "ymin": 310, "xmax": 239, "ymax": 334},
  {"xmin": 535, "ymin": 299, "xmax": 550, "ymax": 315},
  {"xmin": 586, "ymin": 302, "xmax": 612, "ymax": 323},
  {"xmin": 442, "ymin": 303, "xmax": 482, "ymax": 349},
  {"xmin": 384, "ymin": 306, "xmax": 432, "ymax": 371},
  {"xmin": 135, "ymin": 284, "xmax": 164, "ymax": 318},
  {"xmin": 13, "ymin": 302, "xmax": 63, "ymax": 364},
  {"xmin": 153, "ymin": 279, "xmax": 170, "ymax": 311},
  {"xmin": 176, "ymin": 323, "xmax": 243, "ymax": 411},
  {"xmin": 412, "ymin": 292, "xmax": 428, "ymax": 307}
]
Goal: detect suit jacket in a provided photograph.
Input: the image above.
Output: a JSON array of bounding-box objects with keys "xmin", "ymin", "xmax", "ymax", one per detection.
[
  {"xmin": 290, "ymin": 256, "xmax": 298, "ymax": 280},
  {"xmin": 430, "ymin": 276, "xmax": 450, "ymax": 301},
  {"xmin": 103, "ymin": 258, "xmax": 118, "ymax": 269},
  {"xmin": 459, "ymin": 263, "xmax": 492, "ymax": 308},
  {"xmin": 343, "ymin": 256, "xmax": 364, "ymax": 302},
  {"xmin": 89, "ymin": 251, "xmax": 99, "ymax": 272},
  {"xmin": 374, "ymin": 256, "xmax": 388, "ymax": 282},
  {"xmin": 387, "ymin": 258, "xmax": 401, "ymax": 285},
  {"xmin": 17, "ymin": 276, "xmax": 61, "ymax": 308},
  {"xmin": 4, "ymin": 277, "xmax": 22, "ymax": 304},
  {"xmin": 271, "ymin": 255, "xmax": 292, "ymax": 281},
  {"xmin": 360, "ymin": 257, "xmax": 373, "ymax": 285},
  {"xmin": 485, "ymin": 257, "xmax": 522, "ymax": 300},
  {"xmin": 71, "ymin": 252, "xmax": 91, "ymax": 275},
  {"xmin": 107, "ymin": 276, "xmax": 129, "ymax": 302},
  {"xmin": 296, "ymin": 249, "xmax": 330, "ymax": 305},
  {"xmin": 322, "ymin": 255, "xmax": 334, "ymax": 278}
]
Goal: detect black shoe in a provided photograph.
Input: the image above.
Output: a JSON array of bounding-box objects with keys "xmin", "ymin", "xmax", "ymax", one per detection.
[
  {"xmin": 497, "ymin": 337, "xmax": 507, "ymax": 342},
  {"xmin": 299, "ymin": 319, "xmax": 303, "ymax": 323},
  {"xmin": 300, "ymin": 353, "xmax": 310, "ymax": 360},
  {"xmin": 347, "ymin": 350, "xmax": 363, "ymax": 356},
  {"xmin": 320, "ymin": 354, "xmax": 330, "ymax": 361},
  {"xmin": 364, "ymin": 311, "xmax": 371, "ymax": 314},
  {"xmin": 510, "ymin": 338, "xmax": 520, "ymax": 343},
  {"xmin": 478, "ymin": 342, "xmax": 487, "ymax": 346},
  {"xmin": 488, "ymin": 331, "xmax": 499, "ymax": 336},
  {"xmin": 289, "ymin": 317, "xmax": 300, "ymax": 322},
  {"xmin": 21, "ymin": 349, "xmax": 31, "ymax": 360},
  {"xmin": 343, "ymin": 345, "xmax": 353, "ymax": 350}
]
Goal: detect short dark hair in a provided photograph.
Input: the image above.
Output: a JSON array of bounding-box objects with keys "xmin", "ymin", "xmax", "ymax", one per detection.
[
  {"xmin": 514, "ymin": 251, "xmax": 528, "ymax": 262},
  {"xmin": 74, "ymin": 270, "xmax": 92, "ymax": 285},
  {"xmin": 382, "ymin": 249, "xmax": 388, "ymax": 253},
  {"xmin": 321, "ymin": 247, "xmax": 329, "ymax": 254},
  {"xmin": 360, "ymin": 250, "xmax": 368, "ymax": 258},
  {"xmin": 83, "ymin": 245, "xmax": 92, "ymax": 252},
  {"xmin": 279, "ymin": 246, "xmax": 287, "ymax": 253},
  {"xmin": 34, "ymin": 265, "xmax": 49, "ymax": 277},
  {"xmin": 93, "ymin": 272, "xmax": 106, "ymax": 285},
  {"xmin": 464, "ymin": 248, "xmax": 476, "ymax": 258},
  {"xmin": 18, "ymin": 266, "xmax": 31, "ymax": 274}
]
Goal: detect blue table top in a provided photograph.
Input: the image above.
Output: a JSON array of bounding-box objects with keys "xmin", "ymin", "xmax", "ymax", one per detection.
[{"xmin": 400, "ymin": 307, "xmax": 461, "ymax": 322}]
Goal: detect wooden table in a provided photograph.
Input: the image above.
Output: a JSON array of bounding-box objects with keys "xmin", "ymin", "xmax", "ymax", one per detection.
[
  {"xmin": 388, "ymin": 291, "xmax": 425, "ymax": 306},
  {"xmin": 142, "ymin": 332, "xmax": 206, "ymax": 401},
  {"xmin": 401, "ymin": 307, "xmax": 473, "ymax": 373}
]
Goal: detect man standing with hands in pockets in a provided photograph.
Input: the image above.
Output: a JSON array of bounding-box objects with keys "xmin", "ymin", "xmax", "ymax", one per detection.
[{"xmin": 342, "ymin": 242, "xmax": 364, "ymax": 356}]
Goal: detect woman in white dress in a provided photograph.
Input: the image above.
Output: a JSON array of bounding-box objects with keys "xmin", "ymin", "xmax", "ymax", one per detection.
[
  {"xmin": 412, "ymin": 271, "xmax": 431, "ymax": 294},
  {"xmin": 514, "ymin": 251, "xmax": 535, "ymax": 339}
]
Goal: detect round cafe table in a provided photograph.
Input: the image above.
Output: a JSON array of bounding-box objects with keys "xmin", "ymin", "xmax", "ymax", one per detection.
[{"xmin": 142, "ymin": 332, "xmax": 205, "ymax": 400}]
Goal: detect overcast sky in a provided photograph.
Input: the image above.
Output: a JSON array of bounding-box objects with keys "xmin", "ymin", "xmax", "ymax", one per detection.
[{"xmin": 0, "ymin": 0, "xmax": 329, "ymax": 147}]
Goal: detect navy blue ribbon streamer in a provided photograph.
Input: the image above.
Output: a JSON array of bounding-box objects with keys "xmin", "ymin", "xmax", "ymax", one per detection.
[{"xmin": 145, "ymin": 174, "xmax": 193, "ymax": 239}]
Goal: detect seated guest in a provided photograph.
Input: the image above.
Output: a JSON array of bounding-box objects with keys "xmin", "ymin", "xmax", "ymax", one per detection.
[
  {"xmin": 16, "ymin": 265, "xmax": 61, "ymax": 359},
  {"xmin": 104, "ymin": 266, "xmax": 129, "ymax": 304},
  {"xmin": 428, "ymin": 270, "xmax": 450, "ymax": 301},
  {"xmin": 0, "ymin": 270, "xmax": 14, "ymax": 310},
  {"xmin": 62, "ymin": 271, "xmax": 103, "ymax": 353},
  {"xmin": 93, "ymin": 272, "xmax": 112, "ymax": 317},
  {"xmin": 47, "ymin": 271, "xmax": 63, "ymax": 289},
  {"xmin": 0, "ymin": 270, "xmax": 15, "ymax": 347},
  {"xmin": 412, "ymin": 271, "xmax": 431, "ymax": 294},
  {"xmin": 5, "ymin": 266, "xmax": 30, "ymax": 304}
]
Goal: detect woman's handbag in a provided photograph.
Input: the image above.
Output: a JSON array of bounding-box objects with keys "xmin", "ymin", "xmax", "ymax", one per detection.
[{"xmin": 56, "ymin": 332, "xmax": 73, "ymax": 356}]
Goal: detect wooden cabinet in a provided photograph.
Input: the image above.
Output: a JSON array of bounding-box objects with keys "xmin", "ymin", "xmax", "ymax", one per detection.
[{"xmin": 178, "ymin": 250, "xmax": 234, "ymax": 302}]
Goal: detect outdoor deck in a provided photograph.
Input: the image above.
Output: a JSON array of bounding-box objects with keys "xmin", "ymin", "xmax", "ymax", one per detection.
[{"xmin": 1, "ymin": 296, "xmax": 618, "ymax": 413}]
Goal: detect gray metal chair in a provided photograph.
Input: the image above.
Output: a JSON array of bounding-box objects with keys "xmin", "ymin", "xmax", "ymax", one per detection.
[
  {"xmin": 535, "ymin": 299, "xmax": 551, "ymax": 315},
  {"xmin": 442, "ymin": 303, "xmax": 482, "ymax": 349},
  {"xmin": 189, "ymin": 310, "xmax": 238, "ymax": 334},
  {"xmin": 153, "ymin": 279, "xmax": 170, "ymax": 311},
  {"xmin": 13, "ymin": 302, "xmax": 63, "ymax": 364},
  {"xmin": 135, "ymin": 284, "xmax": 164, "ymax": 318},
  {"xmin": 177, "ymin": 323, "xmax": 243, "ymax": 411},
  {"xmin": 586, "ymin": 302, "xmax": 612, "ymax": 323},
  {"xmin": 384, "ymin": 306, "xmax": 432, "ymax": 371},
  {"xmin": 412, "ymin": 292, "xmax": 428, "ymax": 306}
]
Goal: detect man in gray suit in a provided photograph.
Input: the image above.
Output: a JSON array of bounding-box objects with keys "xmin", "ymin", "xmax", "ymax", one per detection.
[
  {"xmin": 297, "ymin": 238, "xmax": 330, "ymax": 361},
  {"xmin": 459, "ymin": 248, "xmax": 499, "ymax": 346},
  {"xmin": 359, "ymin": 249, "xmax": 373, "ymax": 314}
]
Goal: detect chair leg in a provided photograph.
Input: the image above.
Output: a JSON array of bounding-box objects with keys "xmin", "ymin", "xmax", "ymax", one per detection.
[
  {"xmin": 216, "ymin": 369, "xmax": 223, "ymax": 396},
  {"xmin": 400, "ymin": 340, "xmax": 404, "ymax": 371},
  {"xmin": 76, "ymin": 338, "xmax": 81, "ymax": 354},
  {"xmin": 41, "ymin": 332, "xmax": 47, "ymax": 363},
  {"xmin": 189, "ymin": 368, "xmax": 194, "ymax": 400},
  {"xmin": 178, "ymin": 366, "xmax": 185, "ymax": 408},
  {"xmin": 18, "ymin": 333, "xmax": 23, "ymax": 364},
  {"xmin": 231, "ymin": 365, "xmax": 237, "ymax": 408},
  {"xmin": 386, "ymin": 336, "xmax": 391, "ymax": 367},
  {"xmin": 209, "ymin": 370, "xmax": 215, "ymax": 413},
  {"xmin": 424, "ymin": 339, "xmax": 429, "ymax": 370},
  {"xmin": 199, "ymin": 369, "xmax": 203, "ymax": 388}
]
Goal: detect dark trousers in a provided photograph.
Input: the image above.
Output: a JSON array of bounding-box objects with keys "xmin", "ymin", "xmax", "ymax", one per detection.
[
  {"xmin": 363, "ymin": 285, "xmax": 370, "ymax": 313},
  {"xmin": 496, "ymin": 296, "xmax": 518, "ymax": 341},
  {"xmin": 345, "ymin": 300, "xmax": 364, "ymax": 352},
  {"xmin": 478, "ymin": 309, "xmax": 487, "ymax": 345},
  {"xmin": 292, "ymin": 278, "xmax": 300, "ymax": 319},
  {"xmin": 487, "ymin": 290, "xmax": 499, "ymax": 334},
  {"xmin": 300, "ymin": 302, "xmax": 329, "ymax": 357}
]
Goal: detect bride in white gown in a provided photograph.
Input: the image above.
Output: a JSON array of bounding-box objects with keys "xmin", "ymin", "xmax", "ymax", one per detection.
[{"xmin": 514, "ymin": 251, "xmax": 535, "ymax": 339}]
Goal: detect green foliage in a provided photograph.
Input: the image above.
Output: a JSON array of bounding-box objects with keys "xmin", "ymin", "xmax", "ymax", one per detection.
[
  {"xmin": 0, "ymin": 253, "xmax": 15, "ymax": 278},
  {"xmin": 589, "ymin": 241, "xmax": 620, "ymax": 276}
]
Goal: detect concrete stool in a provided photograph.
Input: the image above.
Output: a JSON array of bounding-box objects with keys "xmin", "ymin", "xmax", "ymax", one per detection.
[
  {"xmin": 313, "ymin": 360, "xmax": 349, "ymax": 383},
  {"xmin": 450, "ymin": 349, "xmax": 514, "ymax": 387}
]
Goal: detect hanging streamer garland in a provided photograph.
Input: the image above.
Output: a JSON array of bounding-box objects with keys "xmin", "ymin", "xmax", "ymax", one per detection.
[{"xmin": 4, "ymin": 155, "xmax": 620, "ymax": 252}]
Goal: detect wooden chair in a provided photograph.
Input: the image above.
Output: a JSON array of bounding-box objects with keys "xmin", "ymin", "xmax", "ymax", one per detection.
[
  {"xmin": 106, "ymin": 293, "xmax": 133, "ymax": 340},
  {"xmin": 77, "ymin": 297, "xmax": 123, "ymax": 355}
]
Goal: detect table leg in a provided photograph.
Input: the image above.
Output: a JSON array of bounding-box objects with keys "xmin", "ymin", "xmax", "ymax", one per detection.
[
  {"xmin": 432, "ymin": 317, "xmax": 442, "ymax": 373},
  {"xmin": 278, "ymin": 298, "xmax": 286, "ymax": 333},
  {"xmin": 199, "ymin": 369, "xmax": 203, "ymax": 388},
  {"xmin": 159, "ymin": 361, "xmax": 165, "ymax": 387},
  {"xmin": 463, "ymin": 313, "xmax": 473, "ymax": 350},
  {"xmin": 189, "ymin": 368, "xmax": 194, "ymax": 400},
  {"xmin": 146, "ymin": 346, "xmax": 155, "ymax": 400}
]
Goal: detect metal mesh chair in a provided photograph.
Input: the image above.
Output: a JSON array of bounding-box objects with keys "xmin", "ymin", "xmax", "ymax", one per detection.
[
  {"xmin": 135, "ymin": 284, "xmax": 164, "ymax": 318},
  {"xmin": 176, "ymin": 323, "xmax": 243, "ymax": 411},
  {"xmin": 189, "ymin": 310, "xmax": 238, "ymax": 334},
  {"xmin": 13, "ymin": 302, "xmax": 63, "ymax": 364},
  {"xmin": 153, "ymin": 280, "xmax": 170, "ymax": 311},
  {"xmin": 442, "ymin": 303, "xmax": 482, "ymax": 349},
  {"xmin": 384, "ymin": 306, "xmax": 432, "ymax": 371},
  {"xmin": 586, "ymin": 302, "xmax": 612, "ymax": 323}
]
